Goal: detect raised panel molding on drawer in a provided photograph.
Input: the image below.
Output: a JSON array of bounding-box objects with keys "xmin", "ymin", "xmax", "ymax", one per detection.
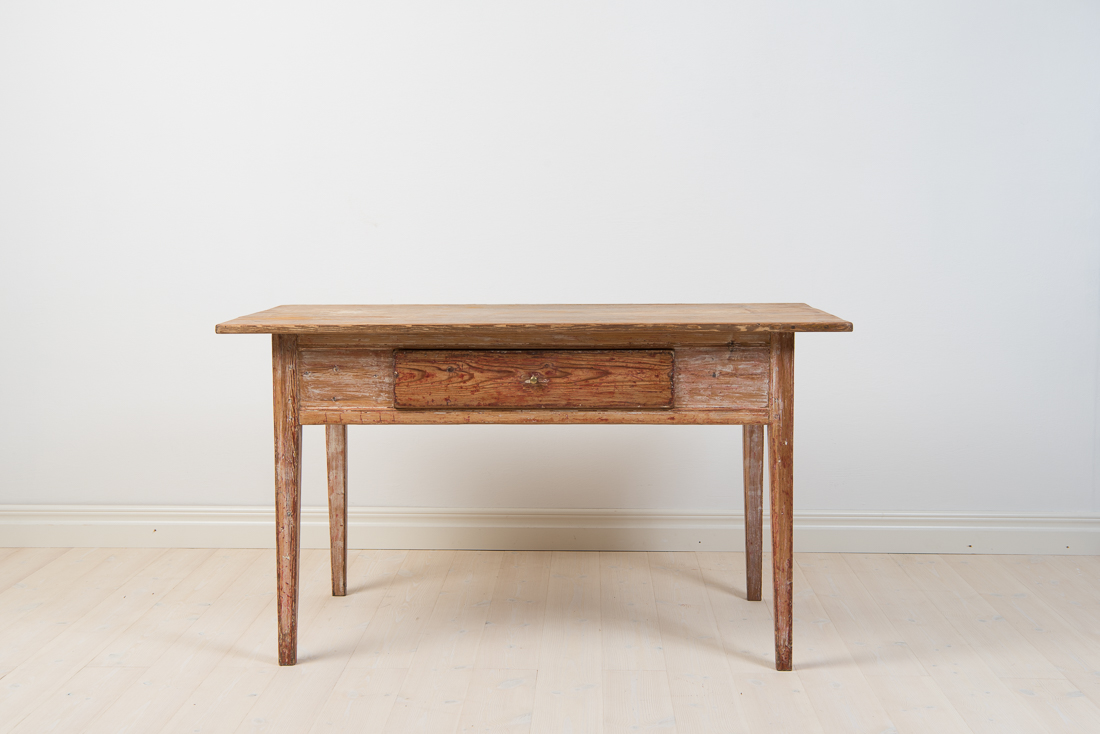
[{"xmin": 394, "ymin": 349, "xmax": 675, "ymax": 410}]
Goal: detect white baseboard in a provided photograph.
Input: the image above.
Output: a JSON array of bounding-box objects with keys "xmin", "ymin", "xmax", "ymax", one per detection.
[{"xmin": 1, "ymin": 505, "xmax": 1098, "ymax": 554}]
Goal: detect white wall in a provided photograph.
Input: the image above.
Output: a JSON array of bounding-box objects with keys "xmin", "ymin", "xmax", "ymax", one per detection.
[{"xmin": 2, "ymin": 1, "xmax": 1098, "ymax": 519}]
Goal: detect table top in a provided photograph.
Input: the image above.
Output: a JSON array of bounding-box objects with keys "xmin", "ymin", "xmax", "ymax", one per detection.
[{"xmin": 216, "ymin": 304, "xmax": 852, "ymax": 335}]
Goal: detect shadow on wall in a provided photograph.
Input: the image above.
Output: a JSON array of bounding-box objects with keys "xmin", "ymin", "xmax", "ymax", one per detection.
[{"xmin": 301, "ymin": 423, "xmax": 746, "ymax": 510}]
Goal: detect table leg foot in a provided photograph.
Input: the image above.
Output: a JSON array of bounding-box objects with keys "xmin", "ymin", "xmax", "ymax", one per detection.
[{"xmin": 327, "ymin": 424, "xmax": 348, "ymax": 597}]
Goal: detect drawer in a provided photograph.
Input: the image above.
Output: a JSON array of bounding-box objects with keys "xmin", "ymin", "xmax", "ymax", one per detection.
[{"xmin": 394, "ymin": 350, "xmax": 674, "ymax": 410}]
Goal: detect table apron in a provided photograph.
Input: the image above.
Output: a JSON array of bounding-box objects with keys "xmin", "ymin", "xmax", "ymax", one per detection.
[{"xmin": 295, "ymin": 338, "xmax": 775, "ymax": 425}]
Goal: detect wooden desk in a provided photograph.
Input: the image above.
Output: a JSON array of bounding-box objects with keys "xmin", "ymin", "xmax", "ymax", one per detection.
[{"xmin": 216, "ymin": 304, "xmax": 852, "ymax": 670}]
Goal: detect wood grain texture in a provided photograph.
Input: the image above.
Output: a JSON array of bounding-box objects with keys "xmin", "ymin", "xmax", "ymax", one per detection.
[
  {"xmin": 743, "ymin": 424, "xmax": 764, "ymax": 602},
  {"xmin": 301, "ymin": 344, "xmax": 768, "ymax": 417},
  {"xmin": 0, "ymin": 550, "xmax": 211, "ymax": 728},
  {"xmin": 797, "ymin": 554, "xmax": 927, "ymax": 678},
  {"xmin": 696, "ymin": 552, "xmax": 821, "ymax": 731},
  {"xmin": 394, "ymin": 350, "xmax": 674, "ymax": 410},
  {"xmin": 531, "ymin": 552, "xmax": 603, "ymax": 734},
  {"xmin": 603, "ymin": 670, "xmax": 675, "ymax": 734},
  {"xmin": 217, "ymin": 303, "xmax": 853, "ymax": 336},
  {"xmin": 768, "ymin": 332, "xmax": 794, "ymax": 671},
  {"xmin": 297, "ymin": 330, "xmax": 794, "ymax": 349},
  {"xmin": 893, "ymin": 555, "xmax": 1062, "ymax": 679},
  {"xmin": 945, "ymin": 555, "xmax": 1100, "ymax": 706},
  {"xmin": 220, "ymin": 305, "xmax": 852, "ymax": 673},
  {"xmin": 4, "ymin": 549, "xmax": 1093, "ymax": 733},
  {"xmin": 674, "ymin": 344, "xmax": 769, "ymax": 410},
  {"xmin": 600, "ymin": 552, "xmax": 666, "ymax": 672},
  {"xmin": 843, "ymin": 553, "xmax": 1051, "ymax": 734},
  {"xmin": 786, "ymin": 564, "xmax": 898, "ymax": 733},
  {"xmin": 301, "ymin": 408, "xmax": 770, "ymax": 425},
  {"xmin": 325, "ymin": 425, "xmax": 347, "ymax": 598},
  {"xmin": 476, "ymin": 551, "xmax": 552, "ymax": 671},
  {"xmin": 456, "ymin": 668, "xmax": 537, "ymax": 733},
  {"xmin": 300, "ymin": 349, "xmax": 393, "ymax": 412},
  {"xmin": 273, "ymin": 334, "xmax": 302, "ymax": 666}
]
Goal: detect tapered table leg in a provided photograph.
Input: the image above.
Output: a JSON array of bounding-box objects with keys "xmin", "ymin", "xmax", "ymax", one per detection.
[
  {"xmin": 273, "ymin": 335, "xmax": 302, "ymax": 666},
  {"xmin": 326, "ymin": 424, "xmax": 348, "ymax": 597},
  {"xmin": 742, "ymin": 424, "xmax": 764, "ymax": 601},
  {"xmin": 769, "ymin": 332, "xmax": 795, "ymax": 671}
]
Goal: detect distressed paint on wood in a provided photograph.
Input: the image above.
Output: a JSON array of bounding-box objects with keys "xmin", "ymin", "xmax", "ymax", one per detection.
[
  {"xmin": 298, "ymin": 330, "xmax": 785, "ymax": 349},
  {"xmin": 769, "ymin": 332, "xmax": 795, "ymax": 671},
  {"xmin": 674, "ymin": 344, "xmax": 769, "ymax": 410},
  {"xmin": 272, "ymin": 334, "xmax": 302, "ymax": 667},
  {"xmin": 299, "ymin": 349, "xmax": 392, "ymax": 412},
  {"xmin": 219, "ymin": 305, "xmax": 850, "ymax": 670},
  {"xmin": 743, "ymin": 424, "xmax": 764, "ymax": 602},
  {"xmin": 325, "ymin": 424, "xmax": 347, "ymax": 597},
  {"xmin": 217, "ymin": 303, "xmax": 854, "ymax": 336},
  {"xmin": 394, "ymin": 350, "xmax": 674, "ymax": 410},
  {"xmin": 299, "ymin": 407, "xmax": 770, "ymax": 426}
]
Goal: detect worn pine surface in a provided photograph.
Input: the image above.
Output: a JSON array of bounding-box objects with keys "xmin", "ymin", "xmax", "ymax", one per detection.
[
  {"xmin": 216, "ymin": 303, "xmax": 853, "ymax": 338},
  {"xmin": 273, "ymin": 335, "xmax": 302, "ymax": 666},
  {"xmin": 742, "ymin": 425, "xmax": 764, "ymax": 602},
  {"xmin": 673, "ymin": 343, "xmax": 770, "ymax": 410},
  {"xmin": 297, "ymin": 344, "xmax": 769, "ymax": 422},
  {"xmin": 395, "ymin": 349, "xmax": 675, "ymax": 410},
  {"xmin": 300, "ymin": 407, "xmax": 772, "ymax": 426},
  {"xmin": 2, "ymin": 549, "xmax": 1097, "ymax": 734},
  {"xmin": 768, "ymin": 332, "xmax": 795, "ymax": 670},
  {"xmin": 300, "ymin": 349, "xmax": 393, "ymax": 412},
  {"xmin": 325, "ymin": 425, "xmax": 348, "ymax": 597}
]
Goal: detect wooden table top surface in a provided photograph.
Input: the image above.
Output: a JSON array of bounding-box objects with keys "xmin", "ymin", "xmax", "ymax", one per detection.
[{"xmin": 216, "ymin": 304, "xmax": 852, "ymax": 335}]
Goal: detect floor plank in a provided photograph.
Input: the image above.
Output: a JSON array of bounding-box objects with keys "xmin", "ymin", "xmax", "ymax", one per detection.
[
  {"xmin": 893, "ymin": 554, "xmax": 1063, "ymax": 679},
  {"xmin": 8, "ymin": 666, "xmax": 147, "ymax": 734},
  {"xmin": 0, "ymin": 549, "xmax": 211, "ymax": 733},
  {"xmin": 2, "ymin": 548, "xmax": 1099, "ymax": 734},
  {"xmin": 785, "ymin": 563, "xmax": 898, "ymax": 733},
  {"xmin": 1001, "ymin": 556, "xmax": 1100, "ymax": 641},
  {"xmin": 603, "ymin": 670, "xmax": 677, "ymax": 734},
  {"xmin": 227, "ymin": 551, "xmax": 411, "ymax": 734},
  {"xmin": 80, "ymin": 549, "xmax": 286, "ymax": 734},
  {"xmin": 600, "ymin": 552, "xmax": 666, "ymax": 672},
  {"xmin": 306, "ymin": 667, "xmax": 407, "ymax": 734},
  {"xmin": 797, "ymin": 553, "xmax": 926, "ymax": 677},
  {"xmin": 476, "ymin": 551, "xmax": 552, "ymax": 671},
  {"xmin": 0, "ymin": 548, "xmax": 164, "ymax": 676},
  {"xmin": 0, "ymin": 548, "xmax": 110, "ymax": 625},
  {"xmin": 348, "ymin": 550, "xmax": 457, "ymax": 669},
  {"xmin": 844, "ymin": 553, "xmax": 1053, "ymax": 734},
  {"xmin": 382, "ymin": 551, "xmax": 503, "ymax": 734},
  {"xmin": 1004, "ymin": 677, "xmax": 1100, "ymax": 733},
  {"xmin": 530, "ymin": 551, "xmax": 603, "ymax": 734},
  {"xmin": 666, "ymin": 670, "xmax": 748, "ymax": 734},
  {"xmin": 862, "ymin": 675, "xmax": 972, "ymax": 734},
  {"xmin": 88, "ymin": 549, "xmax": 262, "ymax": 668},
  {"xmin": 696, "ymin": 552, "xmax": 819, "ymax": 733},
  {"xmin": 0, "ymin": 547, "xmax": 68, "ymax": 593},
  {"xmin": 946, "ymin": 555, "xmax": 1100, "ymax": 707},
  {"xmin": 456, "ymin": 669, "xmax": 537, "ymax": 734}
]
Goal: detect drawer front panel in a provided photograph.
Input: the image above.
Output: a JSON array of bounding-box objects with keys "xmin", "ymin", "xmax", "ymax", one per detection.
[{"xmin": 394, "ymin": 350, "xmax": 674, "ymax": 410}]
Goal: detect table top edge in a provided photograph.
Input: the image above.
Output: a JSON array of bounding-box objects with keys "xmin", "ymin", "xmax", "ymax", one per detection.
[{"xmin": 216, "ymin": 304, "xmax": 852, "ymax": 335}]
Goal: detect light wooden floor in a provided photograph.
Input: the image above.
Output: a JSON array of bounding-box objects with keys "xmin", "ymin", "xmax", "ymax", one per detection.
[{"xmin": 1, "ymin": 549, "xmax": 1099, "ymax": 733}]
